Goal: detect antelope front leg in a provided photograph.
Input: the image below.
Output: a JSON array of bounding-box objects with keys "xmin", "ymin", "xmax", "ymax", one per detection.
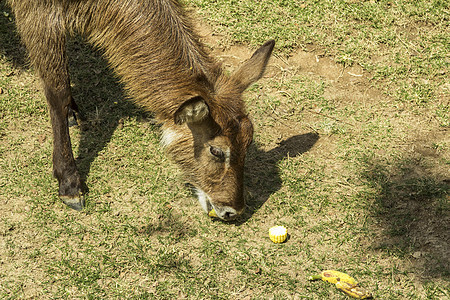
[
  {"xmin": 46, "ymin": 86, "xmax": 84, "ymax": 210},
  {"xmin": 14, "ymin": 8, "xmax": 85, "ymax": 211}
]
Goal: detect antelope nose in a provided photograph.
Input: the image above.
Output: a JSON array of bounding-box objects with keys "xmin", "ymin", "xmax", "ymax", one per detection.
[
  {"xmin": 218, "ymin": 207, "xmax": 240, "ymax": 221},
  {"xmin": 223, "ymin": 210, "xmax": 236, "ymax": 220}
]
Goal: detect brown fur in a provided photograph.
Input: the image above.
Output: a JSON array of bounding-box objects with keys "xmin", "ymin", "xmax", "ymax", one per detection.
[{"xmin": 7, "ymin": 0, "xmax": 274, "ymax": 220}]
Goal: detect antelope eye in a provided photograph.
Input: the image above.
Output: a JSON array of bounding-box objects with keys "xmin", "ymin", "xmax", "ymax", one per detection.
[{"xmin": 210, "ymin": 146, "xmax": 225, "ymax": 160}]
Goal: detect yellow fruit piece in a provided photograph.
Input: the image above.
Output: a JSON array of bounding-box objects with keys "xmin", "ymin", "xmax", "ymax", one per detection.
[
  {"xmin": 208, "ymin": 208, "xmax": 218, "ymax": 218},
  {"xmin": 308, "ymin": 270, "xmax": 358, "ymax": 285},
  {"xmin": 269, "ymin": 226, "xmax": 287, "ymax": 243},
  {"xmin": 335, "ymin": 281, "xmax": 372, "ymax": 299}
]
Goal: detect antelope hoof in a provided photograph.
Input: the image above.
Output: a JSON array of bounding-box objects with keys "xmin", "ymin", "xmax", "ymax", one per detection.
[{"xmin": 60, "ymin": 194, "xmax": 85, "ymax": 211}]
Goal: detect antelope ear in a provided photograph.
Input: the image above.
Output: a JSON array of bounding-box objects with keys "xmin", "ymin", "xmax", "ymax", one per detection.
[
  {"xmin": 230, "ymin": 40, "xmax": 275, "ymax": 92},
  {"xmin": 174, "ymin": 96, "xmax": 210, "ymax": 125}
]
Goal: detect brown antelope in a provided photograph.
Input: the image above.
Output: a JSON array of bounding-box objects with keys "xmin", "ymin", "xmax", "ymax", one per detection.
[{"xmin": 6, "ymin": 0, "xmax": 274, "ymax": 220}]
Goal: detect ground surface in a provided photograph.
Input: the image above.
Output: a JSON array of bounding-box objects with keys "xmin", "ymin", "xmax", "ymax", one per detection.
[{"xmin": 1, "ymin": 0, "xmax": 449, "ymax": 299}]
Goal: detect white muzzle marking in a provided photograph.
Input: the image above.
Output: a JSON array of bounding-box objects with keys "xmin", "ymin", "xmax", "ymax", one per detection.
[
  {"xmin": 196, "ymin": 187, "xmax": 212, "ymax": 213},
  {"xmin": 160, "ymin": 127, "xmax": 182, "ymax": 148}
]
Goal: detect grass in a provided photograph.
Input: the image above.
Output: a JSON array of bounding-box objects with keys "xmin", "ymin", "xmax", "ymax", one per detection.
[
  {"xmin": 1, "ymin": 0, "xmax": 449, "ymax": 299},
  {"xmin": 193, "ymin": 0, "xmax": 449, "ymax": 124}
]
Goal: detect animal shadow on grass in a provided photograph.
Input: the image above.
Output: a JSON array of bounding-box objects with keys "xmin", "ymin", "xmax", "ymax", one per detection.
[
  {"xmin": 361, "ymin": 155, "xmax": 449, "ymax": 279},
  {"xmin": 235, "ymin": 132, "xmax": 319, "ymax": 224},
  {"xmin": 66, "ymin": 39, "xmax": 153, "ymax": 200}
]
